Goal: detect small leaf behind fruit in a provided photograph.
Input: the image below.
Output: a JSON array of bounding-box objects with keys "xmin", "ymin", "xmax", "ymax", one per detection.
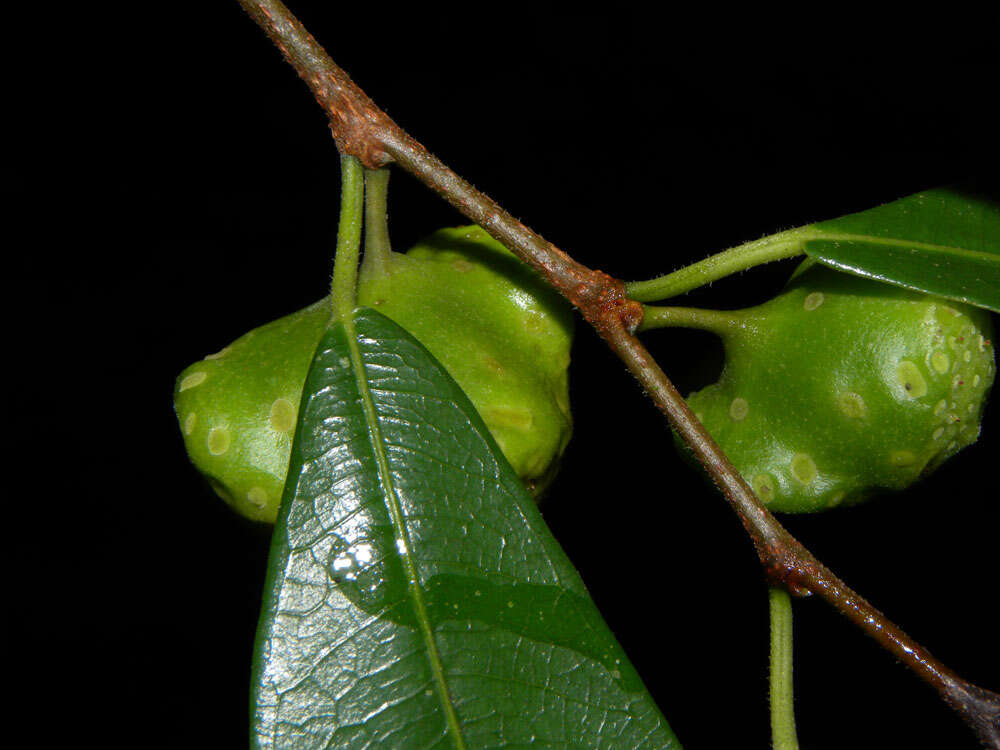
[
  {"xmin": 250, "ymin": 307, "xmax": 679, "ymax": 749},
  {"xmin": 801, "ymin": 187, "xmax": 1000, "ymax": 312}
]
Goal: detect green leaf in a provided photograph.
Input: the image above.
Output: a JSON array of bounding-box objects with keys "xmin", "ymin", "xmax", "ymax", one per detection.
[
  {"xmin": 251, "ymin": 307, "xmax": 679, "ymax": 749},
  {"xmin": 802, "ymin": 187, "xmax": 1000, "ymax": 313}
]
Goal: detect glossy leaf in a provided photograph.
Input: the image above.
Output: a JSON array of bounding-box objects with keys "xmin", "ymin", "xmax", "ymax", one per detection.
[
  {"xmin": 801, "ymin": 187, "xmax": 1000, "ymax": 313},
  {"xmin": 251, "ymin": 307, "xmax": 679, "ymax": 749}
]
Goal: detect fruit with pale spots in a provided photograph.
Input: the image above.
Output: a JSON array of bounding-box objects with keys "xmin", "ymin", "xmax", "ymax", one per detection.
[
  {"xmin": 174, "ymin": 226, "xmax": 573, "ymax": 522},
  {"xmin": 680, "ymin": 262, "xmax": 995, "ymax": 513}
]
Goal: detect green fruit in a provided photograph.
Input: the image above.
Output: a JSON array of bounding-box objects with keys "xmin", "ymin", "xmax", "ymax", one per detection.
[
  {"xmin": 174, "ymin": 226, "xmax": 573, "ymax": 522},
  {"xmin": 682, "ymin": 262, "xmax": 995, "ymax": 513}
]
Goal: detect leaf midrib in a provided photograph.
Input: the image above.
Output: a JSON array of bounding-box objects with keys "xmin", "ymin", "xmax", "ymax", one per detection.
[
  {"xmin": 341, "ymin": 311, "xmax": 467, "ymax": 750},
  {"xmin": 804, "ymin": 230, "xmax": 998, "ymax": 263}
]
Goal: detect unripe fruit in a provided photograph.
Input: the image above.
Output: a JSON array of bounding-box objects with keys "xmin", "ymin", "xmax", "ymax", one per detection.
[
  {"xmin": 174, "ymin": 226, "xmax": 573, "ymax": 522},
  {"xmin": 682, "ymin": 262, "xmax": 995, "ymax": 513}
]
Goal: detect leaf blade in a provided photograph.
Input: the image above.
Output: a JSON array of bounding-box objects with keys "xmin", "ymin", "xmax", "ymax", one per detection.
[
  {"xmin": 802, "ymin": 188, "xmax": 1000, "ymax": 312},
  {"xmin": 251, "ymin": 307, "xmax": 679, "ymax": 749}
]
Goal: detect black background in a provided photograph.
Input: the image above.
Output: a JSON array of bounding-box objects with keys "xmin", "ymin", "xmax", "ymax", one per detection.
[{"xmin": 13, "ymin": 3, "xmax": 999, "ymax": 749}]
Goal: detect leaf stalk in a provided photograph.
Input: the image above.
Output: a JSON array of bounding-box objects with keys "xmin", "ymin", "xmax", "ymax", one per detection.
[
  {"xmin": 769, "ymin": 586, "xmax": 799, "ymax": 750},
  {"xmin": 626, "ymin": 229, "xmax": 808, "ymax": 302},
  {"xmin": 329, "ymin": 154, "xmax": 365, "ymax": 322}
]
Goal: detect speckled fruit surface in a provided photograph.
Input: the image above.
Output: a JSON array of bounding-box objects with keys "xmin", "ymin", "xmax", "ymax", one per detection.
[
  {"xmin": 174, "ymin": 226, "xmax": 573, "ymax": 522},
  {"xmin": 683, "ymin": 262, "xmax": 995, "ymax": 513}
]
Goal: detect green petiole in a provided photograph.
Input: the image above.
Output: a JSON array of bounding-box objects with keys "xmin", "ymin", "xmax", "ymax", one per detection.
[
  {"xmin": 329, "ymin": 154, "xmax": 366, "ymax": 323},
  {"xmin": 626, "ymin": 227, "xmax": 809, "ymax": 302},
  {"xmin": 769, "ymin": 586, "xmax": 800, "ymax": 750}
]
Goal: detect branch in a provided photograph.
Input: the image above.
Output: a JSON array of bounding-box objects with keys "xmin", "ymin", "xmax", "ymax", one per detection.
[{"xmin": 235, "ymin": 1, "xmax": 1000, "ymax": 745}]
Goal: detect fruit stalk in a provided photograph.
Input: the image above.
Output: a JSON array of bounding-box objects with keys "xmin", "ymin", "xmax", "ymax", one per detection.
[
  {"xmin": 234, "ymin": 1, "xmax": 1000, "ymax": 743},
  {"xmin": 637, "ymin": 305, "xmax": 744, "ymax": 334},
  {"xmin": 363, "ymin": 167, "xmax": 392, "ymax": 272}
]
